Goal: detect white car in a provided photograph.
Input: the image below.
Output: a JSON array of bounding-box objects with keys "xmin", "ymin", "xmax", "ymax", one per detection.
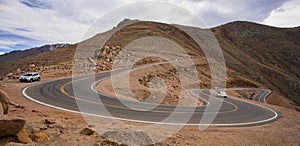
[
  {"xmin": 216, "ymin": 91, "xmax": 227, "ymax": 98},
  {"xmin": 19, "ymin": 72, "xmax": 41, "ymax": 82}
]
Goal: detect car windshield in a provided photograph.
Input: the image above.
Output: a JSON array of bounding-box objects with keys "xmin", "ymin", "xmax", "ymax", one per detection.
[{"xmin": 23, "ymin": 74, "xmax": 33, "ymax": 76}]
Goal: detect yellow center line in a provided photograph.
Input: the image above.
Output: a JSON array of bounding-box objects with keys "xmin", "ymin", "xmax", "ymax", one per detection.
[
  {"xmin": 199, "ymin": 91, "xmax": 239, "ymax": 113},
  {"xmin": 60, "ymin": 74, "xmax": 239, "ymax": 114}
]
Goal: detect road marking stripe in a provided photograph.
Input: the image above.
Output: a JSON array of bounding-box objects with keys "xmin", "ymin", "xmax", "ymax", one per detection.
[
  {"xmin": 60, "ymin": 75, "xmax": 238, "ymax": 114},
  {"xmin": 22, "ymin": 85, "xmax": 279, "ymax": 126}
]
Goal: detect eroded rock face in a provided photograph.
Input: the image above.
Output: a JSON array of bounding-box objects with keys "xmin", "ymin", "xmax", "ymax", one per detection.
[{"xmin": 0, "ymin": 116, "xmax": 25, "ymax": 138}]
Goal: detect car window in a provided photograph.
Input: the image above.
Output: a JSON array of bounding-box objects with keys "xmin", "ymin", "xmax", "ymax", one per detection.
[{"xmin": 24, "ymin": 74, "xmax": 32, "ymax": 76}]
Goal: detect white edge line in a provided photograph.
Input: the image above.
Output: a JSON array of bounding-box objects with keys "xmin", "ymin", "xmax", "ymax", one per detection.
[
  {"xmin": 224, "ymin": 95, "xmax": 278, "ymax": 126},
  {"xmin": 22, "ymin": 82, "xmax": 279, "ymax": 126},
  {"xmin": 223, "ymin": 88, "xmax": 272, "ymax": 103},
  {"xmin": 194, "ymin": 89, "xmax": 278, "ymax": 126}
]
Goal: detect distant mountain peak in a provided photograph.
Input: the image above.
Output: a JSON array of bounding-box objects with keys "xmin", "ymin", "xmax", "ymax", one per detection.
[
  {"xmin": 115, "ymin": 18, "xmax": 140, "ymax": 28},
  {"xmin": 0, "ymin": 43, "xmax": 70, "ymax": 63}
]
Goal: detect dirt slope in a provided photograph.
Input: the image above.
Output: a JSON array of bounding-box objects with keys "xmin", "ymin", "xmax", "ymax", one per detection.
[
  {"xmin": 0, "ymin": 44, "xmax": 77, "ymax": 78},
  {"xmin": 213, "ymin": 21, "xmax": 300, "ymax": 110}
]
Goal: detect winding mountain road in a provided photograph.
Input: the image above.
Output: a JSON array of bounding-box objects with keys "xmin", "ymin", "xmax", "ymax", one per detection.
[{"xmin": 22, "ymin": 68, "xmax": 279, "ymax": 126}]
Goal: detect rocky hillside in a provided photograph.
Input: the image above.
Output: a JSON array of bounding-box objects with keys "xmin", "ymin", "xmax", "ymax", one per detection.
[
  {"xmin": 0, "ymin": 44, "xmax": 69, "ymax": 63},
  {"xmin": 94, "ymin": 21, "xmax": 208, "ymax": 71},
  {"xmin": 212, "ymin": 21, "xmax": 300, "ymax": 110},
  {"xmin": 0, "ymin": 20, "xmax": 299, "ymax": 110},
  {"xmin": 0, "ymin": 44, "xmax": 76, "ymax": 78}
]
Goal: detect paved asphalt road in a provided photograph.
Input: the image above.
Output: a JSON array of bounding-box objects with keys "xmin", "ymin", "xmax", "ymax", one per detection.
[{"xmin": 22, "ymin": 70, "xmax": 279, "ymax": 126}]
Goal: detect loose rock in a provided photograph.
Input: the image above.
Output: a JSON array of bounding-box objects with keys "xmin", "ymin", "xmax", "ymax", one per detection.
[
  {"xmin": 16, "ymin": 128, "xmax": 33, "ymax": 144},
  {"xmin": 32, "ymin": 131, "xmax": 50, "ymax": 142},
  {"xmin": 6, "ymin": 73, "xmax": 14, "ymax": 78},
  {"xmin": 44, "ymin": 119, "xmax": 55, "ymax": 124},
  {"xmin": 80, "ymin": 127, "xmax": 95, "ymax": 135},
  {"xmin": 0, "ymin": 116, "xmax": 25, "ymax": 138},
  {"xmin": 102, "ymin": 130, "xmax": 153, "ymax": 145}
]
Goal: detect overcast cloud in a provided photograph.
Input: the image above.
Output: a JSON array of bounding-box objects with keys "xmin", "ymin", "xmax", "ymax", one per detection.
[{"xmin": 0, "ymin": 0, "xmax": 299, "ymax": 54}]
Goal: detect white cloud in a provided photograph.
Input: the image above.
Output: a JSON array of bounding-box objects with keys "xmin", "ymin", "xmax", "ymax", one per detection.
[
  {"xmin": 0, "ymin": 0, "xmax": 295, "ymax": 53},
  {"xmin": 0, "ymin": 52, "xmax": 5, "ymax": 55},
  {"xmin": 263, "ymin": 0, "xmax": 300, "ymax": 27},
  {"xmin": 0, "ymin": 38, "xmax": 27, "ymax": 50},
  {"xmin": 166, "ymin": 0, "xmax": 285, "ymax": 27},
  {"xmin": 0, "ymin": 0, "xmax": 92, "ymax": 47}
]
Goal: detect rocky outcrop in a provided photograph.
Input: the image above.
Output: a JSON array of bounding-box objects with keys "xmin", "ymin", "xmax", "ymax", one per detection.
[{"xmin": 0, "ymin": 116, "xmax": 25, "ymax": 138}]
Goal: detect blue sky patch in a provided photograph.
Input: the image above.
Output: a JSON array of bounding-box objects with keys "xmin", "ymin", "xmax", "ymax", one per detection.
[
  {"xmin": 19, "ymin": 0, "xmax": 51, "ymax": 9},
  {"xmin": 0, "ymin": 44, "xmax": 33, "ymax": 53},
  {"xmin": 0, "ymin": 30, "xmax": 40, "ymax": 52},
  {"xmin": 0, "ymin": 30, "xmax": 35, "ymax": 41},
  {"xmin": 15, "ymin": 28, "xmax": 32, "ymax": 32}
]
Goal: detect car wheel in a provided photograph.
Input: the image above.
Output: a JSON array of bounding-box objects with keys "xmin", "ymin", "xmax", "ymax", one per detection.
[
  {"xmin": 38, "ymin": 77, "xmax": 41, "ymax": 81},
  {"xmin": 30, "ymin": 79, "xmax": 33, "ymax": 82}
]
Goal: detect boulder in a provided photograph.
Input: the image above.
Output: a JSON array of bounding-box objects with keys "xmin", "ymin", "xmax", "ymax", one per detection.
[
  {"xmin": 6, "ymin": 73, "xmax": 13, "ymax": 78},
  {"xmin": 32, "ymin": 131, "xmax": 50, "ymax": 142},
  {"xmin": 16, "ymin": 69, "xmax": 22, "ymax": 74},
  {"xmin": 16, "ymin": 128, "xmax": 33, "ymax": 144},
  {"xmin": 80, "ymin": 127, "xmax": 95, "ymax": 135},
  {"xmin": 0, "ymin": 136, "xmax": 18, "ymax": 146},
  {"xmin": 44, "ymin": 119, "xmax": 55, "ymax": 124},
  {"xmin": 102, "ymin": 130, "xmax": 153, "ymax": 145},
  {"xmin": 116, "ymin": 46, "xmax": 121, "ymax": 49},
  {"xmin": 104, "ymin": 45, "xmax": 110, "ymax": 50},
  {"xmin": 0, "ymin": 117, "xmax": 25, "ymax": 138}
]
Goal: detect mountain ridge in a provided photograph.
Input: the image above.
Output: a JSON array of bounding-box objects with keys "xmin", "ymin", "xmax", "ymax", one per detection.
[{"xmin": 0, "ymin": 43, "xmax": 70, "ymax": 63}]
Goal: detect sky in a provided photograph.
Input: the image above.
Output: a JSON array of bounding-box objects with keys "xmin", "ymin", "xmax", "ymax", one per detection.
[{"xmin": 0, "ymin": 0, "xmax": 299, "ymax": 55}]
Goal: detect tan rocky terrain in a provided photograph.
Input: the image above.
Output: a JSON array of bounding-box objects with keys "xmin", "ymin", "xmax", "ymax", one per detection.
[
  {"xmin": 0, "ymin": 79, "xmax": 299, "ymax": 145},
  {"xmin": 212, "ymin": 21, "xmax": 300, "ymax": 110},
  {"xmin": 0, "ymin": 20, "xmax": 299, "ymax": 145}
]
